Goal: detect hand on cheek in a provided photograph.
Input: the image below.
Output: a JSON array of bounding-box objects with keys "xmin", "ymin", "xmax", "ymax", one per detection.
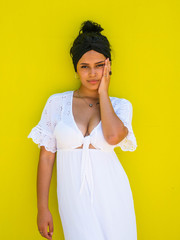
[{"xmin": 98, "ymin": 58, "xmax": 111, "ymax": 94}]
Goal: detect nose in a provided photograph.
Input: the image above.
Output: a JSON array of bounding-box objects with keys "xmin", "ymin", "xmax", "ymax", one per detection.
[{"xmin": 89, "ymin": 68, "xmax": 97, "ymax": 76}]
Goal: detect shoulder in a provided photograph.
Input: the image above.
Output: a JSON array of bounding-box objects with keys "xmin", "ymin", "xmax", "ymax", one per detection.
[
  {"xmin": 41, "ymin": 90, "xmax": 72, "ymax": 112},
  {"xmin": 110, "ymin": 96, "xmax": 132, "ymax": 108},
  {"xmin": 46, "ymin": 90, "xmax": 72, "ymax": 104}
]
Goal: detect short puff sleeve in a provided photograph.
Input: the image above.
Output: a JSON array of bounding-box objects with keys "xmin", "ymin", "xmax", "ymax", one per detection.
[
  {"xmin": 114, "ymin": 98, "xmax": 137, "ymax": 151},
  {"xmin": 27, "ymin": 96, "xmax": 57, "ymax": 153}
]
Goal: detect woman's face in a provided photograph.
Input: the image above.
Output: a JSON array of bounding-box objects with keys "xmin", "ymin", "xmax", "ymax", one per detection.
[{"xmin": 76, "ymin": 50, "xmax": 106, "ymax": 90}]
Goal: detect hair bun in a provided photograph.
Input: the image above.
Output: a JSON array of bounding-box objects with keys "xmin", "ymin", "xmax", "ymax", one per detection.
[{"xmin": 79, "ymin": 20, "xmax": 104, "ymax": 34}]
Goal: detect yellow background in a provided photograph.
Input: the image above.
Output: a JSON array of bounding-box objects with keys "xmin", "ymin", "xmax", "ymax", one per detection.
[{"xmin": 1, "ymin": 0, "xmax": 180, "ymax": 239}]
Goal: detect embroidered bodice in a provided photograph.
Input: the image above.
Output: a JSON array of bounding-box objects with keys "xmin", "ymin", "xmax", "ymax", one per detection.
[{"xmin": 28, "ymin": 90, "xmax": 137, "ymax": 153}]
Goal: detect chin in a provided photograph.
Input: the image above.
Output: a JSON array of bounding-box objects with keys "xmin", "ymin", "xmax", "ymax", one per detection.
[
  {"xmin": 89, "ymin": 85, "xmax": 99, "ymax": 89},
  {"xmin": 82, "ymin": 82, "xmax": 99, "ymax": 91}
]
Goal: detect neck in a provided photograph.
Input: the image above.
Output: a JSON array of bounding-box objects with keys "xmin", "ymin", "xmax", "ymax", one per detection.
[{"xmin": 78, "ymin": 85, "xmax": 99, "ymax": 99}]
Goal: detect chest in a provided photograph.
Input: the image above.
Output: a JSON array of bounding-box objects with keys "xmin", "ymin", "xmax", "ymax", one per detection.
[
  {"xmin": 72, "ymin": 95, "xmax": 101, "ymax": 137},
  {"xmin": 53, "ymin": 91, "xmax": 117, "ymax": 151}
]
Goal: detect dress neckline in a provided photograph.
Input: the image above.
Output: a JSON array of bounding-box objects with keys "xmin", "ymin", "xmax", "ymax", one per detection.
[{"xmin": 70, "ymin": 90, "xmax": 101, "ymax": 138}]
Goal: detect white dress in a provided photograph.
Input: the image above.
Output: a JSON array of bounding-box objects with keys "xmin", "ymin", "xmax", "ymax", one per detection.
[{"xmin": 27, "ymin": 90, "xmax": 138, "ymax": 240}]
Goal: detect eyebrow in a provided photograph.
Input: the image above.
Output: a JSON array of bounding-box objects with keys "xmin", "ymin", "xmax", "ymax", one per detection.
[{"xmin": 80, "ymin": 61, "xmax": 105, "ymax": 65}]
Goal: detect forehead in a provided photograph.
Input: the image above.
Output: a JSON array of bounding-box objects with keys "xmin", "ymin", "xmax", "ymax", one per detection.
[{"xmin": 78, "ymin": 50, "xmax": 106, "ymax": 64}]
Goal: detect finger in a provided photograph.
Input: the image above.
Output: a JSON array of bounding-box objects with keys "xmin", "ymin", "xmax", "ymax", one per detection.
[
  {"xmin": 42, "ymin": 226, "xmax": 51, "ymax": 240},
  {"xmin": 108, "ymin": 58, "xmax": 110, "ymax": 71},
  {"xmin": 47, "ymin": 232, "xmax": 53, "ymax": 240},
  {"xmin": 105, "ymin": 59, "xmax": 108, "ymax": 77},
  {"xmin": 107, "ymin": 58, "xmax": 111, "ymax": 75},
  {"xmin": 103, "ymin": 59, "xmax": 107, "ymax": 77},
  {"xmin": 106, "ymin": 59, "xmax": 109, "ymax": 77},
  {"xmin": 107, "ymin": 58, "xmax": 109, "ymax": 72},
  {"xmin": 49, "ymin": 220, "xmax": 54, "ymax": 237},
  {"xmin": 39, "ymin": 230, "xmax": 44, "ymax": 236}
]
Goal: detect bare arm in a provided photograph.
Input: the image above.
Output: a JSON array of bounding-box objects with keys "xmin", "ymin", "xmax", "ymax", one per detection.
[
  {"xmin": 36, "ymin": 146, "xmax": 55, "ymax": 239},
  {"xmin": 99, "ymin": 91, "xmax": 128, "ymax": 145},
  {"xmin": 37, "ymin": 146, "xmax": 56, "ymax": 211}
]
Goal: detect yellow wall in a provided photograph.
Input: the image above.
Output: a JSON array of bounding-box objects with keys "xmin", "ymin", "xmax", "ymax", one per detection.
[{"xmin": 1, "ymin": 0, "xmax": 180, "ymax": 239}]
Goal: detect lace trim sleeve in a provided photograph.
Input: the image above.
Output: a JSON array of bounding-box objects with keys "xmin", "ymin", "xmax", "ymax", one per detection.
[
  {"xmin": 114, "ymin": 98, "xmax": 137, "ymax": 151},
  {"xmin": 27, "ymin": 96, "xmax": 57, "ymax": 153}
]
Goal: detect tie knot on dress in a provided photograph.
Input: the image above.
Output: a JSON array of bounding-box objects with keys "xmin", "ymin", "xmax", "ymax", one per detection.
[
  {"xmin": 83, "ymin": 135, "xmax": 91, "ymax": 147},
  {"xmin": 79, "ymin": 135, "xmax": 94, "ymax": 206}
]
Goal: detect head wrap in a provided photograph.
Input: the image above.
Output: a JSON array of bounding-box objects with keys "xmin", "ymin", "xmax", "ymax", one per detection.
[{"xmin": 70, "ymin": 21, "xmax": 111, "ymax": 72}]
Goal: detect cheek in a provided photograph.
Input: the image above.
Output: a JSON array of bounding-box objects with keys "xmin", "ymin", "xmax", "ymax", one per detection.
[
  {"xmin": 98, "ymin": 68, "xmax": 104, "ymax": 76},
  {"xmin": 78, "ymin": 70, "xmax": 88, "ymax": 79}
]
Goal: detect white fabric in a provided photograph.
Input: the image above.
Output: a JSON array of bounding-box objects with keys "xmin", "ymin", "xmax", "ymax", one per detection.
[{"xmin": 27, "ymin": 90, "xmax": 138, "ymax": 240}]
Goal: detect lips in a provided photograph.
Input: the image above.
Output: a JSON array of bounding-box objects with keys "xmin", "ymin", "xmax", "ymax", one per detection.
[{"xmin": 88, "ymin": 80, "xmax": 99, "ymax": 83}]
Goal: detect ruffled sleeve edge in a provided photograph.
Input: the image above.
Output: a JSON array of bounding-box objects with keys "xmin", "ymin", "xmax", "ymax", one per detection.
[
  {"xmin": 114, "ymin": 98, "xmax": 138, "ymax": 152},
  {"xmin": 117, "ymin": 132, "xmax": 138, "ymax": 151},
  {"xmin": 27, "ymin": 125, "xmax": 57, "ymax": 153}
]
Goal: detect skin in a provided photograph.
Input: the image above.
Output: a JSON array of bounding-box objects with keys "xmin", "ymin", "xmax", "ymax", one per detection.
[{"xmin": 37, "ymin": 50, "xmax": 128, "ymax": 239}]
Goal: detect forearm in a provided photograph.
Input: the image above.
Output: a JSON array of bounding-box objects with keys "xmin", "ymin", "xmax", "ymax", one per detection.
[
  {"xmin": 99, "ymin": 91, "xmax": 128, "ymax": 144},
  {"xmin": 37, "ymin": 157, "xmax": 54, "ymax": 211}
]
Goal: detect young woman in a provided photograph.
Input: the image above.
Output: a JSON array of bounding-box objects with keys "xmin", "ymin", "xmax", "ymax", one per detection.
[{"xmin": 28, "ymin": 20, "xmax": 138, "ymax": 240}]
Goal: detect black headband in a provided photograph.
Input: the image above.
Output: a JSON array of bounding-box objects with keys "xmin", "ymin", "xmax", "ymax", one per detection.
[{"xmin": 72, "ymin": 42, "xmax": 111, "ymax": 72}]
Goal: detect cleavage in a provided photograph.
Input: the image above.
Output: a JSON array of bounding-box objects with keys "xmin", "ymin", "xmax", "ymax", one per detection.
[
  {"xmin": 75, "ymin": 117, "xmax": 100, "ymax": 137},
  {"xmin": 72, "ymin": 96, "xmax": 101, "ymax": 148}
]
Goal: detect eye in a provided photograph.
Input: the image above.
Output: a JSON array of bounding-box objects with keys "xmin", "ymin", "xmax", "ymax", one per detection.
[
  {"xmin": 96, "ymin": 64, "xmax": 105, "ymax": 67},
  {"xmin": 81, "ymin": 66, "xmax": 88, "ymax": 68}
]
